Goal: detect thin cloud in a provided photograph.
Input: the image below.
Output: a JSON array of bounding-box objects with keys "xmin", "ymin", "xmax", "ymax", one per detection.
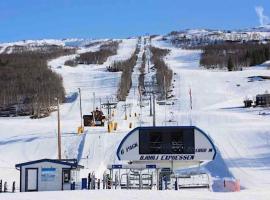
[{"xmin": 255, "ymin": 6, "xmax": 270, "ymax": 26}]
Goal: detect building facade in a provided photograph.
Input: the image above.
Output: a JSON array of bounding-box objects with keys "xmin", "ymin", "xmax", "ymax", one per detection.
[{"xmin": 15, "ymin": 159, "xmax": 83, "ymax": 192}]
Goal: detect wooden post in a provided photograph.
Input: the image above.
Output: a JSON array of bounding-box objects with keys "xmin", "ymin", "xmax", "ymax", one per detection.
[
  {"xmin": 93, "ymin": 92, "xmax": 96, "ymax": 125},
  {"xmin": 149, "ymin": 95, "xmax": 152, "ymax": 116},
  {"xmin": 153, "ymin": 94, "xmax": 156, "ymax": 127},
  {"xmin": 78, "ymin": 88, "xmax": 83, "ymax": 129},
  {"xmin": 57, "ymin": 98, "xmax": 62, "ymax": 160},
  {"xmin": 12, "ymin": 181, "xmax": 15, "ymax": 193}
]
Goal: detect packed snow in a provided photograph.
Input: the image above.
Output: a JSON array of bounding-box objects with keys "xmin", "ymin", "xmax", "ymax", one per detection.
[{"xmin": 1, "ymin": 189, "xmax": 269, "ymax": 200}]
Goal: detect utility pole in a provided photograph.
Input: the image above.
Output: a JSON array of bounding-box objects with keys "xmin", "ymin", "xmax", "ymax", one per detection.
[
  {"xmin": 93, "ymin": 92, "xmax": 96, "ymax": 124},
  {"xmin": 145, "ymin": 80, "xmax": 157, "ymax": 125},
  {"xmin": 147, "ymin": 43, "xmax": 150, "ymax": 74},
  {"xmin": 93, "ymin": 92, "xmax": 96, "ymax": 110},
  {"xmin": 78, "ymin": 88, "xmax": 83, "ymax": 129},
  {"xmin": 189, "ymin": 87, "xmax": 193, "ymax": 126},
  {"xmin": 153, "ymin": 94, "xmax": 156, "ymax": 127},
  {"xmin": 148, "ymin": 37, "xmax": 151, "ymax": 74},
  {"xmin": 122, "ymin": 102, "xmax": 131, "ymax": 120},
  {"xmin": 56, "ymin": 97, "xmax": 61, "ymax": 160},
  {"xmin": 139, "ymin": 86, "xmax": 143, "ymax": 126},
  {"xmin": 123, "ymin": 101, "xmax": 127, "ymax": 119},
  {"xmin": 149, "ymin": 95, "xmax": 152, "ymax": 116},
  {"xmin": 102, "ymin": 101, "xmax": 117, "ymax": 123},
  {"xmin": 164, "ymin": 76, "xmax": 167, "ymax": 126},
  {"xmin": 189, "ymin": 88, "xmax": 193, "ymax": 111},
  {"xmin": 102, "ymin": 100, "xmax": 116, "ymax": 133}
]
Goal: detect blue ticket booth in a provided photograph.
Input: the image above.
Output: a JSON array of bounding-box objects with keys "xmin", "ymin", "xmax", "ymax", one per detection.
[{"xmin": 15, "ymin": 159, "xmax": 83, "ymax": 192}]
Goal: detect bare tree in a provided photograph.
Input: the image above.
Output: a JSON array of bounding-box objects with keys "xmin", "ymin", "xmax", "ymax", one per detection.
[
  {"xmin": 0, "ymin": 45, "xmax": 75, "ymax": 118},
  {"xmin": 150, "ymin": 46, "xmax": 172, "ymax": 100}
]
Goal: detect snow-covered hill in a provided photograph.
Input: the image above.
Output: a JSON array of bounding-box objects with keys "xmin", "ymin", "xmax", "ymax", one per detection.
[
  {"xmin": 152, "ymin": 38, "xmax": 270, "ymax": 190},
  {"xmin": 166, "ymin": 26, "xmax": 270, "ymax": 48},
  {"xmin": 1, "ymin": 35, "xmax": 270, "ymax": 199},
  {"xmin": 0, "ymin": 38, "xmax": 111, "ymax": 54}
]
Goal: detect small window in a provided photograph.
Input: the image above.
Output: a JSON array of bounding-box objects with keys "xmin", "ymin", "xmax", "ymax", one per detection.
[{"xmin": 63, "ymin": 170, "xmax": 70, "ymax": 183}]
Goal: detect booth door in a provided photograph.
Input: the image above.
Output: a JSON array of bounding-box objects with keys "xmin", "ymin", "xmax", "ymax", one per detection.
[
  {"xmin": 62, "ymin": 169, "xmax": 71, "ymax": 190},
  {"xmin": 26, "ymin": 168, "xmax": 38, "ymax": 192}
]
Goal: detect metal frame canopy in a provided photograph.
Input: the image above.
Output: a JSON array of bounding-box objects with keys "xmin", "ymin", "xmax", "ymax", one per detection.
[{"xmin": 116, "ymin": 126, "xmax": 216, "ymax": 168}]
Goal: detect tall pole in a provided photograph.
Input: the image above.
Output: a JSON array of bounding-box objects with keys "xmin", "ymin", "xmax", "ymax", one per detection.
[
  {"xmin": 139, "ymin": 86, "xmax": 143, "ymax": 127},
  {"xmin": 124, "ymin": 101, "xmax": 127, "ymax": 119},
  {"xmin": 189, "ymin": 87, "xmax": 193, "ymax": 126},
  {"xmin": 164, "ymin": 76, "xmax": 167, "ymax": 126},
  {"xmin": 122, "ymin": 102, "xmax": 131, "ymax": 120},
  {"xmin": 107, "ymin": 100, "xmax": 110, "ymax": 122},
  {"xmin": 149, "ymin": 95, "xmax": 152, "ymax": 116},
  {"xmin": 57, "ymin": 98, "xmax": 62, "ymax": 160},
  {"xmin": 147, "ymin": 46, "xmax": 150, "ymax": 73},
  {"xmin": 93, "ymin": 92, "xmax": 96, "ymax": 110},
  {"xmin": 78, "ymin": 88, "xmax": 83, "ymax": 128},
  {"xmin": 93, "ymin": 92, "xmax": 96, "ymax": 124},
  {"xmin": 153, "ymin": 94, "xmax": 156, "ymax": 127}
]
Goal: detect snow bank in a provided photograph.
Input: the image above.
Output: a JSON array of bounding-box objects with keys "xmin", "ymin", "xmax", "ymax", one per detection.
[{"xmin": 0, "ymin": 189, "xmax": 269, "ymax": 200}]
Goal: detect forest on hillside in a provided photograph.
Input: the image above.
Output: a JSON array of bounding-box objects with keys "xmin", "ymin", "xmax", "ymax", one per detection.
[
  {"xmin": 65, "ymin": 41, "xmax": 119, "ymax": 66},
  {"xmin": 111, "ymin": 42, "xmax": 140, "ymax": 101},
  {"xmin": 200, "ymin": 43, "xmax": 270, "ymax": 71},
  {"xmin": 138, "ymin": 51, "xmax": 146, "ymax": 93},
  {"xmin": 0, "ymin": 46, "xmax": 75, "ymax": 118},
  {"xmin": 150, "ymin": 46, "xmax": 173, "ymax": 100}
]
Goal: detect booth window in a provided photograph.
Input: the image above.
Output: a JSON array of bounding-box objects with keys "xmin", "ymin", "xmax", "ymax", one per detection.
[{"xmin": 63, "ymin": 169, "xmax": 71, "ymax": 183}]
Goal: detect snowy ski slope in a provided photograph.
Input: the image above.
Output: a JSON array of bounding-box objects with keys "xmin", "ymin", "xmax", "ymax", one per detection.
[
  {"xmin": 0, "ymin": 36, "xmax": 270, "ymax": 199},
  {"xmin": 151, "ymin": 37, "xmax": 270, "ymax": 190}
]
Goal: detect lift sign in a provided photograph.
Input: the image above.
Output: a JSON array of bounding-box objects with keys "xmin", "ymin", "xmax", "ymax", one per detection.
[
  {"xmin": 121, "ymin": 143, "xmax": 138, "ymax": 155},
  {"xmin": 139, "ymin": 155, "xmax": 194, "ymax": 161}
]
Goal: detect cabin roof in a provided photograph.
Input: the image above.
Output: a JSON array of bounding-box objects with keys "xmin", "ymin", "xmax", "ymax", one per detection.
[{"xmin": 15, "ymin": 158, "xmax": 84, "ymax": 169}]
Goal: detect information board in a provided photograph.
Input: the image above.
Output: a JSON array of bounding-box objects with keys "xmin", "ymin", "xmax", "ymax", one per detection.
[{"xmin": 41, "ymin": 168, "xmax": 56, "ymax": 182}]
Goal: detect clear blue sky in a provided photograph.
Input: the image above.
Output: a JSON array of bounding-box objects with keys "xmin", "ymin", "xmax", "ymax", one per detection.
[{"xmin": 0, "ymin": 0, "xmax": 269, "ymax": 42}]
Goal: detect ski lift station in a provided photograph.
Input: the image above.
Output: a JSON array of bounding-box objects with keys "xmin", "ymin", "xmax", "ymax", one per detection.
[
  {"xmin": 108, "ymin": 126, "xmax": 217, "ymax": 189},
  {"xmin": 116, "ymin": 126, "xmax": 216, "ymax": 168},
  {"xmin": 15, "ymin": 159, "xmax": 83, "ymax": 192}
]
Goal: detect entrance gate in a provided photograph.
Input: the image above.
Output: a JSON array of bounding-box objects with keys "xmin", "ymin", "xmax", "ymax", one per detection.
[
  {"xmin": 119, "ymin": 170, "xmax": 153, "ymax": 189},
  {"xmin": 107, "ymin": 164, "xmax": 211, "ymax": 190}
]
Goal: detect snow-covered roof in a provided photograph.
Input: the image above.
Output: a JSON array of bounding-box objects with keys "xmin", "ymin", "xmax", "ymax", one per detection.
[{"xmin": 15, "ymin": 159, "xmax": 83, "ymax": 169}]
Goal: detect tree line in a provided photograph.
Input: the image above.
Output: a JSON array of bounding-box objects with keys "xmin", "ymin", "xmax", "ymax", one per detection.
[
  {"xmin": 106, "ymin": 40, "xmax": 141, "ymax": 101},
  {"xmin": 138, "ymin": 51, "xmax": 146, "ymax": 93},
  {"xmin": 65, "ymin": 41, "xmax": 120, "ymax": 66},
  {"xmin": 150, "ymin": 46, "xmax": 173, "ymax": 100},
  {"xmin": 0, "ymin": 45, "xmax": 75, "ymax": 118},
  {"xmin": 200, "ymin": 42, "xmax": 270, "ymax": 71},
  {"xmin": 115, "ymin": 43, "xmax": 140, "ymax": 101}
]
